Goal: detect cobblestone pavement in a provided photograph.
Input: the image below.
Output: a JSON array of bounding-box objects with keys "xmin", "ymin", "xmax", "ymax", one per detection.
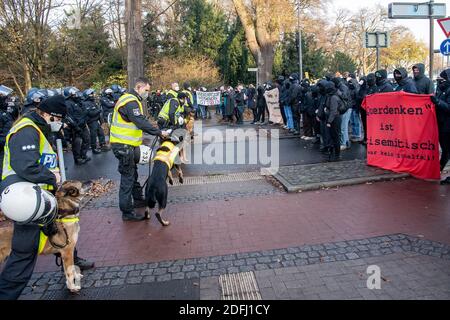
[
  {"xmin": 20, "ymin": 234, "xmax": 450, "ymax": 299},
  {"xmin": 274, "ymin": 159, "xmax": 408, "ymax": 192}
]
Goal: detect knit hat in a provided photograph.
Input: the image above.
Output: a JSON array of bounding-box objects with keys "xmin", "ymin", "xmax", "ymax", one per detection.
[{"xmin": 38, "ymin": 95, "xmax": 67, "ymax": 118}]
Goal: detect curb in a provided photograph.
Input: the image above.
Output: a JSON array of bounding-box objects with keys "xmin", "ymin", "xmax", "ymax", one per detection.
[{"xmin": 274, "ymin": 171, "xmax": 409, "ymax": 193}]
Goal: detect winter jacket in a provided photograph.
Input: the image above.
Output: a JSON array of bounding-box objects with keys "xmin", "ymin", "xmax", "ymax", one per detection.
[
  {"xmin": 394, "ymin": 68, "xmax": 418, "ymax": 94},
  {"xmin": 375, "ymin": 69, "xmax": 394, "ymax": 93},
  {"xmin": 413, "ymin": 63, "xmax": 434, "ymax": 94}
]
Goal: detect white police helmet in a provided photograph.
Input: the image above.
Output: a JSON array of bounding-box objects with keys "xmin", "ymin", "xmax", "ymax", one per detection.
[{"xmin": 0, "ymin": 182, "xmax": 58, "ymax": 225}]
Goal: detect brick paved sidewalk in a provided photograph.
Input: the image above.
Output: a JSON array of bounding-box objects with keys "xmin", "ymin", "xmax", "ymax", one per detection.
[{"xmin": 21, "ymin": 234, "xmax": 450, "ymax": 300}]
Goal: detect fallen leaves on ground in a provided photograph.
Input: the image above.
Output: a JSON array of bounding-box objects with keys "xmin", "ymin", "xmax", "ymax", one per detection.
[{"xmin": 86, "ymin": 179, "xmax": 115, "ymax": 198}]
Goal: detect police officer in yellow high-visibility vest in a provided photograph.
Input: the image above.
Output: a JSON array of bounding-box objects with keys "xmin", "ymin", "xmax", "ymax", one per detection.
[
  {"xmin": 157, "ymin": 92, "xmax": 188, "ymax": 129},
  {"xmin": 110, "ymin": 77, "xmax": 168, "ymax": 221},
  {"xmin": 0, "ymin": 96, "xmax": 94, "ymax": 300}
]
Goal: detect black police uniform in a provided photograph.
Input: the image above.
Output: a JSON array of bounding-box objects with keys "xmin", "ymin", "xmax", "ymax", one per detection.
[
  {"xmin": 111, "ymin": 90, "xmax": 162, "ymax": 219},
  {"xmin": 0, "ymin": 112, "xmax": 58, "ymax": 300},
  {"xmin": 83, "ymin": 97, "xmax": 107, "ymax": 152},
  {"xmin": 66, "ymin": 97, "xmax": 90, "ymax": 164},
  {"xmin": 100, "ymin": 94, "xmax": 115, "ymax": 124},
  {"xmin": 0, "ymin": 98, "xmax": 14, "ymax": 178}
]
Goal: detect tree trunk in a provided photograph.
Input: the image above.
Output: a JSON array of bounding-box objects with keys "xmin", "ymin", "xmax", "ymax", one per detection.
[
  {"xmin": 257, "ymin": 44, "xmax": 274, "ymax": 84},
  {"xmin": 23, "ymin": 61, "xmax": 32, "ymax": 92},
  {"xmin": 125, "ymin": 0, "xmax": 144, "ymax": 90}
]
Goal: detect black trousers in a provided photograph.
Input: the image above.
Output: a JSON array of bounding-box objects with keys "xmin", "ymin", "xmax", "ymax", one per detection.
[
  {"xmin": 251, "ymin": 108, "xmax": 258, "ymax": 122},
  {"xmin": 88, "ymin": 121, "xmax": 106, "ymax": 150},
  {"xmin": 303, "ymin": 112, "xmax": 314, "ymax": 137},
  {"xmin": 440, "ymin": 131, "xmax": 450, "ymax": 171},
  {"xmin": 292, "ymin": 105, "xmax": 300, "ymax": 131},
  {"xmin": 0, "ymin": 224, "xmax": 40, "ymax": 300},
  {"xmin": 72, "ymin": 125, "xmax": 90, "ymax": 161},
  {"xmin": 360, "ymin": 108, "xmax": 367, "ymax": 141},
  {"xmin": 0, "ymin": 147, "xmax": 4, "ymax": 178},
  {"xmin": 327, "ymin": 117, "xmax": 342, "ymax": 160},
  {"xmin": 112, "ymin": 144, "xmax": 143, "ymax": 214},
  {"xmin": 279, "ymin": 105, "xmax": 287, "ymax": 125}
]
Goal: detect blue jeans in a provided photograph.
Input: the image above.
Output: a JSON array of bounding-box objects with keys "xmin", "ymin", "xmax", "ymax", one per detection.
[
  {"xmin": 340, "ymin": 108, "xmax": 352, "ymax": 147},
  {"xmin": 350, "ymin": 109, "xmax": 362, "ymax": 139},
  {"xmin": 284, "ymin": 105, "xmax": 294, "ymax": 129}
]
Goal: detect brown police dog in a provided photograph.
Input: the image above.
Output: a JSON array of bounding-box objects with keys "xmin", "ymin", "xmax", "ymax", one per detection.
[{"xmin": 0, "ymin": 180, "xmax": 92, "ymax": 293}]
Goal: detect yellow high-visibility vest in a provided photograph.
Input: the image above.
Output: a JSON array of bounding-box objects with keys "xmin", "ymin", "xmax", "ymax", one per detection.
[
  {"xmin": 158, "ymin": 98, "xmax": 184, "ymax": 125},
  {"xmin": 2, "ymin": 117, "xmax": 59, "ymax": 191},
  {"xmin": 109, "ymin": 93, "xmax": 144, "ymax": 147}
]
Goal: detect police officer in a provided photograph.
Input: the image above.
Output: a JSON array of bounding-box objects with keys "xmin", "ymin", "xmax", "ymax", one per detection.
[
  {"xmin": 22, "ymin": 89, "xmax": 47, "ymax": 115},
  {"xmin": 0, "ymin": 96, "xmax": 93, "ymax": 300},
  {"xmin": 83, "ymin": 89, "xmax": 110, "ymax": 154},
  {"xmin": 110, "ymin": 84, "xmax": 123, "ymax": 103},
  {"xmin": 0, "ymin": 86, "xmax": 14, "ymax": 178},
  {"xmin": 64, "ymin": 87, "xmax": 91, "ymax": 165},
  {"xmin": 100, "ymin": 88, "xmax": 115, "ymax": 124},
  {"xmin": 166, "ymin": 82, "xmax": 180, "ymax": 100},
  {"xmin": 157, "ymin": 91, "xmax": 188, "ymax": 129},
  {"xmin": 110, "ymin": 77, "xmax": 168, "ymax": 221}
]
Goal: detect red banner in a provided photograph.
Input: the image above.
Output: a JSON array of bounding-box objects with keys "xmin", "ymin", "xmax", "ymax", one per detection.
[{"xmin": 362, "ymin": 91, "xmax": 440, "ymax": 180}]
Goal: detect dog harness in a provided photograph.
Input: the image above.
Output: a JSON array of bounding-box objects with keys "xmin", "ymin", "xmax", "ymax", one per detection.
[
  {"xmin": 38, "ymin": 217, "xmax": 79, "ymax": 254},
  {"xmin": 153, "ymin": 141, "xmax": 180, "ymax": 170}
]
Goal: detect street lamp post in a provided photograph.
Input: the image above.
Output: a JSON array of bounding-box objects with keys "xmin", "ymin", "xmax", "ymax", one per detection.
[{"xmin": 297, "ymin": 0, "xmax": 303, "ymax": 80}]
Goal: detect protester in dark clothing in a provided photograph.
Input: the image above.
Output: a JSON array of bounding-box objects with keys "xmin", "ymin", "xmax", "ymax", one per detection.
[
  {"xmin": 375, "ymin": 69, "xmax": 394, "ymax": 93},
  {"xmin": 256, "ymin": 85, "xmax": 267, "ymax": 124},
  {"xmin": 412, "ymin": 63, "xmax": 434, "ymax": 94},
  {"xmin": 300, "ymin": 79, "xmax": 314, "ymax": 139},
  {"xmin": 276, "ymin": 76, "xmax": 287, "ymax": 125},
  {"xmin": 288, "ymin": 73, "xmax": 301, "ymax": 134},
  {"xmin": 394, "ymin": 68, "xmax": 418, "ymax": 94},
  {"xmin": 357, "ymin": 75, "xmax": 376, "ymax": 145},
  {"xmin": 323, "ymin": 81, "xmax": 342, "ymax": 162},
  {"xmin": 281, "ymin": 80, "xmax": 294, "ymax": 130},
  {"xmin": 235, "ymin": 86, "xmax": 245, "ymax": 125},
  {"xmin": 247, "ymin": 85, "xmax": 257, "ymax": 124},
  {"xmin": 224, "ymin": 88, "xmax": 235, "ymax": 124},
  {"xmin": 316, "ymin": 80, "xmax": 331, "ymax": 152},
  {"xmin": 431, "ymin": 68, "xmax": 450, "ymax": 184},
  {"xmin": 310, "ymin": 85, "xmax": 321, "ymax": 141}
]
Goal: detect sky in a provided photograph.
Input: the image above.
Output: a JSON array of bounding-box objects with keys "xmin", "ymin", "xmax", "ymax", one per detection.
[{"xmin": 329, "ymin": 0, "xmax": 449, "ymax": 49}]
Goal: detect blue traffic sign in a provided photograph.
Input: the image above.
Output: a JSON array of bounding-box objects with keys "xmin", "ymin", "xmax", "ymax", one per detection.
[{"xmin": 440, "ymin": 39, "xmax": 450, "ymax": 56}]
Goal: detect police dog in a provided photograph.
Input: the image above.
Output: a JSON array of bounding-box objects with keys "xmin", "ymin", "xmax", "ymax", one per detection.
[
  {"xmin": 0, "ymin": 180, "xmax": 92, "ymax": 293},
  {"xmin": 144, "ymin": 133, "xmax": 185, "ymax": 226}
]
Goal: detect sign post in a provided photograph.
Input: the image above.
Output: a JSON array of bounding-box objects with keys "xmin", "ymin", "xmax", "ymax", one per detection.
[
  {"xmin": 363, "ymin": 31, "xmax": 390, "ymax": 70},
  {"xmin": 248, "ymin": 67, "xmax": 258, "ymax": 86},
  {"xmin": 388, "ymin": 1, "xmax": 447, "ymax": 79}
]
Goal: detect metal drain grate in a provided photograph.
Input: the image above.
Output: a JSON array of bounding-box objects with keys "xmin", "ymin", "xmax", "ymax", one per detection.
[
  {"xmin": 170, "ymin": 172, "xmax": 263, "ymax": 187},
  {"xmin": 219, "ymin": 272, "xmax": 262, "ymax": 300}
]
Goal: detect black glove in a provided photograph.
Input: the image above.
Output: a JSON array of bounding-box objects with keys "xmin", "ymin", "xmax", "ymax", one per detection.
[
  {"xmin": 41, "ymin": 221, "xmax": 58, "ymax": 237},
  {"xmin": 430, "ymin": 95, "xmax": 439, "ymax": 106}
]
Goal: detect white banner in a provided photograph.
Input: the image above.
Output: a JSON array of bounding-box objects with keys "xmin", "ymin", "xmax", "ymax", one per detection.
[
  {"xmin": 264, "ymin": 88, "xmax": 283, "ymax": 124},
  {"xmin": 196, "ymin": 91, "xmax": 221, "ymax": 106}
]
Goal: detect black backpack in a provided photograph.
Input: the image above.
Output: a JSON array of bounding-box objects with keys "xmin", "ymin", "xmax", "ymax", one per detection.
[{"xmin": 336, "ymin": 89, "xmax": 350, "ymax": 114}]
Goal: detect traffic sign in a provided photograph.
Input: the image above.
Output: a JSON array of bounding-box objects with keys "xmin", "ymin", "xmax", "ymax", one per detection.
[
  {"xmin": 388, "ymin": 2, "xmax": 446, "ymax": 19},
  {"xmin": 440, "ymin": 39, "xmax": 450, "ymax": 56},
  {"xmin": 363, "ymin": 32, "xmax": 390, "ymax": 48},
  {"xmin": 437, "ymin": 17, "xmax": 450, "ymax": 38}
]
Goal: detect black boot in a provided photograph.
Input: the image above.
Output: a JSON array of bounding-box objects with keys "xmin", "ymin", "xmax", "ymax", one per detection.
[
  {"xmin": 122, "ymin": 211, "xmax": 146, "ymax": 221},
  {"xmin": 331, "ymin": 146, "xmax": 341, "ymax": 162},
  {"xmin": 92, "ymin": 148, "xmax": 102, "ymax": 154},
  {"xmin": 440, "ymin": 177, "xmax": 450, "ymax": 185},
  {"xmin": 74, "ymin": 255, "xmax": 95, "ymax": 271}
]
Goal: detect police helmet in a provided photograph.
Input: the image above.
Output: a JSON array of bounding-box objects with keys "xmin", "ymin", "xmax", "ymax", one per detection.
[{"xmin": 0, "ymin": 182, "xmax": 58, "ymax": 226}]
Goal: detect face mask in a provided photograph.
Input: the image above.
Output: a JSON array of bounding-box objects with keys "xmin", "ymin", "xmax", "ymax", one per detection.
[
  {"xmin": 140, "ymin": 91, "xmax": 149, "ymax": 100},
  {"xmin": 49, "ymin": 121, "xmax": 63, "ymax": 132}
]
